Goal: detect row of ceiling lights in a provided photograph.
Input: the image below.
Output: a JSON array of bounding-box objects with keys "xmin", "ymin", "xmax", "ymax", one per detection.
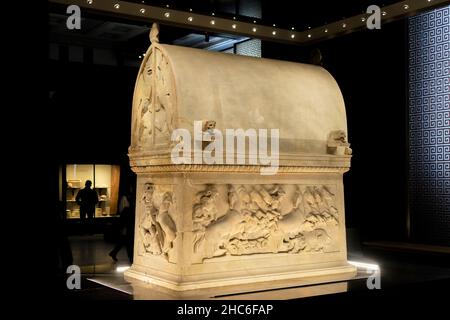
[{"xmin": 86, "ymin": 0, "xmax": 435, "ymax": 41}]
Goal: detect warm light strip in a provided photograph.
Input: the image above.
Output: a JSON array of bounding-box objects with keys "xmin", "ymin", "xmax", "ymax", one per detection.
[
  {"xmin": 49, "ymin": 0, "xmax": 449, "ymax": 44},
  {"xmin": 86, "ymin": 278, "xmax": 133, "ymax": 294},
  {"xmin": 348, "ymin": 260, "xmax": 380, "ymax": 271},
  {"xmin": 116, "ymin": 265, "xmax": 130, "ymax": 273}
]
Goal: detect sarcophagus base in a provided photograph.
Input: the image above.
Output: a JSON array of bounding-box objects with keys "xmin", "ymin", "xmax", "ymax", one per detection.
[{"xmin": 124, "ymin": 168, "xmax": 356, "ymax": 292}]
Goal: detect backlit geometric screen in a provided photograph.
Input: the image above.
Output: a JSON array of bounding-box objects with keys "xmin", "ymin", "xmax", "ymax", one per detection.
[
  {"xmin": 236, "ymin": 39, "xmax": 262, "ymax": 58},
  {"xmin": 408, "ymin": 5, "xmax": 450, "ymax": 245}
]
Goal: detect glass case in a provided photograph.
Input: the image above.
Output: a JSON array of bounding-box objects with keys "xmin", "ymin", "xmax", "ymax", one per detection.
[{"xmin": 62, "ymin": 164, "xmax": 120, "ymax": 219}]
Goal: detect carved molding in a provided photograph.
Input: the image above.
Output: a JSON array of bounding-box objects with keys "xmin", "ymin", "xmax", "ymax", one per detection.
[
  {"xmin": 131, "ymin": 164, "xmax": 350, "ymax": 174},
  {"xmin": 191, "ymin": 184, "xmax": 340, "ymax": 263}
]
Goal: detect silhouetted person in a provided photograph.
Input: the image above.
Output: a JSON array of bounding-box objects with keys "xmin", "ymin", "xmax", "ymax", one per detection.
[
  {"xmin": 109, "ymin": 185, "xmax": 135, "ymax": 263},
  {"xmin": 76, "ymin": 180, "xmax": 98, "ymax": 234}
]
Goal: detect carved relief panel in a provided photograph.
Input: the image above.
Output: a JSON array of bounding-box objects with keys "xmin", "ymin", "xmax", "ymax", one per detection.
[
  {"xmin": 137, "ymin": 182, "xmax": 177, "ymax": 262},
  {"xmin": 153, "ymin": 48, "xmax": 174, "ymax": 146},
  {"xmin": 191, "ymin": 184, "xmax": 341, "ymax": 263},
  {"xmin": 130, "ymin": 45, "xmax": 175, "ymax": 152}
]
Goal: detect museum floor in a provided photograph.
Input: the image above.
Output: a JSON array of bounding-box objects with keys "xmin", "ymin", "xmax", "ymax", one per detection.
[{"xmin": 56, "ymin": 234, "xmax": 450, "ymax": 301}]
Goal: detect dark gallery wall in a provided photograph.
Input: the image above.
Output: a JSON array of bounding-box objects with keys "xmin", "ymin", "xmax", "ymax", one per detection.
[
  {"xmin": 49, "ymin": 60, "xmax": 137, "ymax": 181},
  {"xmin": 262, "ymin": 20, "xmax": 409, "ymax": 243},
  {"xmin": 50, "ymin": 62, "xmax": 132, "ymax": 162}
]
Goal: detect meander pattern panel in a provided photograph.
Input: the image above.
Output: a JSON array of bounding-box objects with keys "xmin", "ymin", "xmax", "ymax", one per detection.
[{"xmin": 408, "ymin": 5, "xmax": 450, "ymax": 244}]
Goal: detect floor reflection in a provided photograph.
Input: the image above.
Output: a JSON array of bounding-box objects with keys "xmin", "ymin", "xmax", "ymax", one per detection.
[{"xmin": 63, "ymin": 235, "xmax": 450, "ymax": 300}]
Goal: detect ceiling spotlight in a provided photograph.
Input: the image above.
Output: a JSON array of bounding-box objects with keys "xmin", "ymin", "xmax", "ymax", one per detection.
[
  {"xmin": 382, "ymin": 11, "xmax": 387, "ymax": 16},
  {"xmin": 139, "ymin": 55, "xmax": 142, "ymax": 59},
  {"xmin": 210, "ymin": 20, "xmax": 215, "ymax": 25},
  {"xmin": 187, "ymin": 16, "xmax": 193, "ymax": 22},
  {"xmin": 114, "ymin": 3, "xmax": 120, "ymax": 9},
  {"xmin": 324, "ymin": 28, "xmax": 328, "ymax": 33},
  {"xmin": 252, "ymin": 27, "xmax": 257, "ymax": 32},
  {"xmin": 291, "ymin": 34, "xmax": 295, "ymax": 39},
  {"xmin": 273, "ymin": 24, "xmax": 276, "ymax": 27},
  {"xmin": 212, "ymin": 12, "xmax": 215, "ymax": 16},
  {"xmin": 166, "ymin": 4, "xmax": 169, "ymax": 8},
  {"xmin": 143, "ymin": 53, "xmax": 146, "ymax": 56},
  {"xmin": 291, "ymin": 27, "xmax": 295, "ymax": 30},
  {"xmin": 361, "ymin": 17, "xmax": 366, "ymax": 22},
  {"xmin": 342, "ymin": 23, "xmax": 347, "ymax": 28},
  {"xmin": 403, "ymin": 4, "xmax": 410, "ymax": 10},
  {"xmin": 254, "ymin": 20, "xmax": 257, "ymax": 23},
  {"xmin": 189, "ymin": 8, "xmax": 192, "ymax": 12},
  {"xmin": 272, "ymin": 30, "xmax": 277, "ymax": 35},
  {"xmin": 233, "ymin": 17, "xmax": 236, "ymax": 20},
  {"xmin": 140, "ymin": 8, "xmax": 146, "ymax": 14},
  {"xmin": 232, "ymin": 24, "xmax": 237, "ymax": 29},
  {"xmin": 164, "ymin": 12, "xmax": 170, "ymax": 18},
  {"xmin": 308, "ymin": 34, "xmax": 312, "ymax": 38},
  {"xmin": 86, "ymin": 0, "xmax": 93, "ymax": 4},
  {"xmin": 308, "ymin": 26, "xmax": 311, "ymax": 30}
]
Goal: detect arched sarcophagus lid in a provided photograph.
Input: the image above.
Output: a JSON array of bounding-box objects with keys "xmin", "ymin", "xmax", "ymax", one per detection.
[{"xmin": 130, "ymin": 24, "xmax": 351, "ymax": 167}]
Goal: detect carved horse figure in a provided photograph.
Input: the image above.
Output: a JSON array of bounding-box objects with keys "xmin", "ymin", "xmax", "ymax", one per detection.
[
  {"xmin": 277, "ymin": 187, "xmax": 308, "ymax": 238},
  {"xmin": 193, "ymin": 209, "xmax": 243, "ymax": 262},
  {"xmin": 278, "ymin": 186, "xmax": 336, "ymax": 252}
]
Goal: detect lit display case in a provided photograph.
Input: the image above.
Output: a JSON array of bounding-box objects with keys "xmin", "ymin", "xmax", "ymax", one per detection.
[{"xmin": 62, "ymin": 164, "xmax": 120, "ymax": 219}]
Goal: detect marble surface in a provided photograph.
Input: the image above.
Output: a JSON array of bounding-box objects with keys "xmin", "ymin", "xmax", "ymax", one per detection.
[{"xmin": 125, "ymin": 24, "xmax": 355, "ymax": 292}]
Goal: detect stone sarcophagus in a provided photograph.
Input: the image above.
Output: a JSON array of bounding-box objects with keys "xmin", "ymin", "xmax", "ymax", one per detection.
[{"xmin": 125, "ymin": 24, "xmax": 356, "ymax": 293}]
